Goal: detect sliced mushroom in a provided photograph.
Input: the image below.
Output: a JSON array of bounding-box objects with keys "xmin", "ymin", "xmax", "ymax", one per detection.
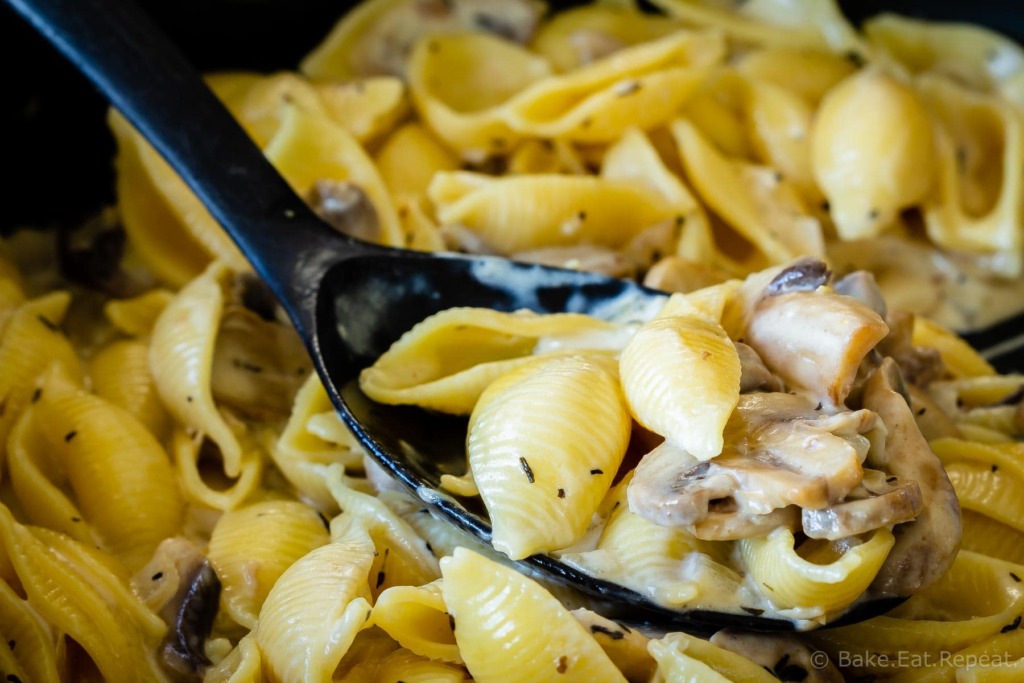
[
  {"xmin": 735, "ymin": 342, "xmax": 783, "ymax": 393},
  {"xmin": 308, "ymin": 180, "xmax": 381, "ymax": 243},
  {"xmin": 746, "ymin": 287, "xmax": 889, "ymax": 409},
  {"xmin": 861, "ymin": 358, "xmax": 961, "ymax": 597},
  {"xmin": 877, "ymin": 310, "xmax": 946, "ymax": 387},
  {"xmin": 211, "ymin": 305, "xmax": 312, "ymax": 418},
  {"xmin": 690, "ymin": 506, "xmax": 800, "ymax": 542},
  {"xmin": 352, "ymin": 0, "xmax": 542, "ymax": 77},
  {"xmin": 627, "ymin": 393, "xmax": 880, "ymax": 538},
  {"xmin": 833, "ymin": 270, "xmax": 887, "ymax": 319},
  {"xmin": 802, "ymin": 469, "xmax": 923, "ymax": 540},
  {"xmin": 133, "ymin": 538, "xmax": 221, "ymax": 682},
  {"xmin": 710, "ymin": 630, "xmax": 844, "ymax": 683},
  {"xmin": 765, "ymin": 257, "xmax": 831, "ymax": 296}
]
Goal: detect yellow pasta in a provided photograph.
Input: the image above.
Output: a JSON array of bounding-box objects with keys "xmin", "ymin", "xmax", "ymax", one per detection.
[
  {"xmin": 360, "ymin": 306, "xmax": 619, "ymax": 413},
  {"xmin": 648, "ymin": 632, "xmax": 778, "ymax": 683},
  {"xmin": 0, "ymin": 291, "xmax": 82, "ymax": 464},
  {"xmin": 740, "ymin": 527, "xmax": 895, "ymax": 615},
  {"xmin": 0, "ymin": 577, "xmax": 60, "ymax": 683},
  {"xmin": 207, "ymin": 499, "xmax": 330, "ymax": 630},
  {"xmin": 263, "ymin": 103, "xmax": 404, "ymax": 247},
  {"xmin": 28, "ymin": 368, "xmax": 182, "ymax": 570},
  {"xmin": 619, "ymin": 312, "xmax": 740, "ymax": 459},
  {"xmin": 371, "ymin": 580, "xmax": 461, "ymax": 663},
  {"xmin": 89, "ymin": 338, "xmax": 172, "ymax": 438},
  {"xmin": 272, "ymin": 373, "xmax": 366, "ymax": 510},
  {"xmin": 672, "ymin": 118, "xmax": 824, "ymax": 267},
  {"xmin": 0, "ymin": 506, "xmax": 166, "ymax": 682},
  {"xmin": 254, "ymin": 523, "xmax": 376, "ymax": 682},
  {"xmin": 430, "ymin": 171, "xmax": 682, "ymax": 254},
  {"xmin": 811, "ymin": 69, "xmax": 935, "ymax": 240},
  {"xmin": 10, "ymin": 1, "xmax": 1024, "ymax": 680},
  {"xmin": 103, "ymin": 288, "xmax": 174, "ymax": 337},
  {"xmin": 467, "ymin": 353, "xmax": 631, "ymax": 559},
  {"xmin": 440, "ymin": 546, "xmax": 628, "ymax": 682},
  {"xmin": 919, "ymin": 76, "xmax": 1024, "ymax": 277}
]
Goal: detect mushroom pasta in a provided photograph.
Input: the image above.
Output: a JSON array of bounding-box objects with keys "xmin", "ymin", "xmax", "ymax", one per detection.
[{"xmin": 2, "ymin": 0, "xmax": 1024, "ymax": 681}]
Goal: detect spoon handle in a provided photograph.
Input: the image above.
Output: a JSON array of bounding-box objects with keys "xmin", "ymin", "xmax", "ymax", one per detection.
[{"xmin": 6, "ymin": 0, "xmax": 368, "ymax": 334}]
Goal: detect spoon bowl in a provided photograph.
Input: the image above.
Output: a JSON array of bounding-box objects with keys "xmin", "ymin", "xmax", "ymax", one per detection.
[{"xmin": 10, "ymin": 0, "xmax": 920, "ymax": 633}]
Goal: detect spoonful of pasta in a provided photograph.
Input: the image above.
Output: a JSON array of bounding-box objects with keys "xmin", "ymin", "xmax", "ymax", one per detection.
[{"xmin": 10, "ymin": 0, "xmax": 961, "ymax": 634}]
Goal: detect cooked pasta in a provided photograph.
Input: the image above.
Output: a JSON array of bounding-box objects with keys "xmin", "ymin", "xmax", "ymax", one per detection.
[{"xmin": 5, "ymin": 0, "xmax": 1024, "ymax": 681}]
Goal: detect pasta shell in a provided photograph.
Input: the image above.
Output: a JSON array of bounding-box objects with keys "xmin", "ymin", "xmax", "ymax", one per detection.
[
  {"xmin": 918, "ymin": 76, "xmax": 1024, "ymax": 277},
  {"xmin": 6, "ymin": 406, "xmax": 97, "ymax": 546},
  {"xmin": 103, "ymin": 288, "xmax": 174, "ymax": 337},
  {"xmin": 505, "ymin": 31, "xmax": 723, "ymax": 143},
  {"xmin": 263, "ymin": 104, "xmax": 404, "ymax": 247},
  {"xmin": 739, "ymin": 527, "xmax": 895, "ymax": 614},
  {"xmin": 811, "ymin": 69, "xmax": 935, "ymax": 239},
  {"xmin": 89, "ymin": 339, "xmax": 171, "ymax": 439},
  {"xmin": 440, "ymin": 547, "xmax": 627, "ymax": 682},
  {"xmin": 374, "ymin": 123, "xmax": 461, "ymax": 199},
  {"xmin": 559, "ymin": 477, "xmax": 721, "ymax": 609},
  {"xmin": 408, "ymin": 32, "xmax": 549, "ymax": 156},
  {"xmin": 672, "ymin": 118, "xmax": 824, "ymax": 266},
  {"xmin": 255, "ymin": 523, "xmax": 375, "ymax": 683},
  {"xmin": 32, "ymin": 369, "xmax": 183, "ymax": 570},
  {"xmin": 468, "ymin": 353, "xmax": 631, "ymax": 559},
  {"xmin": 360, "ymin": 307, "xmax": 618, "ymax": 414},
  {"xmin": 430, "ymin": 172, "xmax": 680, "ymax": 254},
  {"xmin": 149, "ymin": 261, "xmax": 241, "ymax": 475},
  {"xmin": 326, "ymin": 466, "xmax": 440, "ymax": 595},
  {"xmin": 273, "ymin": 373, "xmax": 365, "ymax": 510},
  {"xmin": 207, "ymin": 499, "xmax": 330, "ymax": 630},
  {"xmin": 372, "ymin": 580, "xmax": 461, "ymax": 663},
  {"xmin": 865, "ymin": 13, "xmax": 1024, "ymax": 104},
  {"xmin": 619, "ymin": 314, "xmax": 740, "ymax": 459},
  {"xmin": 651, "ymin": 0, "xmax": 865, "ymax": 55},
  {"xmin": 531, "ymin": 4, "xmax": 683, "ymax": 72},
  {"xmin": 0, "ymin": 577, "xmax": 60, "ymax": 683},
  {"xmin": 0, "ymin": 292, "xmax": 82, "ymax": 464},
  {"xmin": 737, "ymin": 47, "xmax": 856, "ymax": 105},
  {"xmin": 648, "ymin": 632, "xmax": 777, "ymax": 683},
  {"xmin": 0, "ymin": 506, "xmax": 166, "ymax": 681}
]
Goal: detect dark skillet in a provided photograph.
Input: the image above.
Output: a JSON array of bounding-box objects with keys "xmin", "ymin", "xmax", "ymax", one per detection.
[{"xmin": 5, "ymin": 0, "xmax": 1020, "ymax": 635}]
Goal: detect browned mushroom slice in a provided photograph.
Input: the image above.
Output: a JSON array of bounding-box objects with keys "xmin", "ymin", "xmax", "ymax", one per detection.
[
  {"xmin": 861, "ymin": 357, "xmax": 961, "ymax": 597},
  {"xmin": 308, "ymin": 179, "xmax": 381, "ymax": 243},
  {"xmin": 764, "ymin": 257, "xmax": 831, "ymax": 296},
  {"xmin": 735, "ymin": 341, "xmax": 782, "ymax": 393},
  {"xmin": 833, "ymin": 269, "xmax": 887, "ymax": 318},
  {"xmin": 690, "ymin": 505, "xmax": 800, "ymax": 542},
  {"xmin": 211, "ymin": 305, "xmax": 312, "ymax": 418},
  {"xmin": 133, "ymin": 538, "xmax": 221, "ymax": 682},
  {"xmin": 352, "ymin": 0, "xmax": 543, "ymax": 77},
  {"xmin": 746, "ymin": 287, "xmax": 889, "ymax": 409},
  {"xmin": 888, "ymin": 311, "xmax": 946, "ymax": 387},
  {"xmin": 627, "ymin": 393, "xmax": 880, "ymax": 538},
  {"xmin": 710, "ymin": 630, "xmax": 844, "ymax": 683},
  {"xmin": 802, "ymin": 470, "xmax": 923, "ymax": 540}
]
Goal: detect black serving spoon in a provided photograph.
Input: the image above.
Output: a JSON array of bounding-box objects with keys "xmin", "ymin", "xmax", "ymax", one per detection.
[{"xmin": 7, "ymin": 0, "xmax": 922, "ymax": 635}]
